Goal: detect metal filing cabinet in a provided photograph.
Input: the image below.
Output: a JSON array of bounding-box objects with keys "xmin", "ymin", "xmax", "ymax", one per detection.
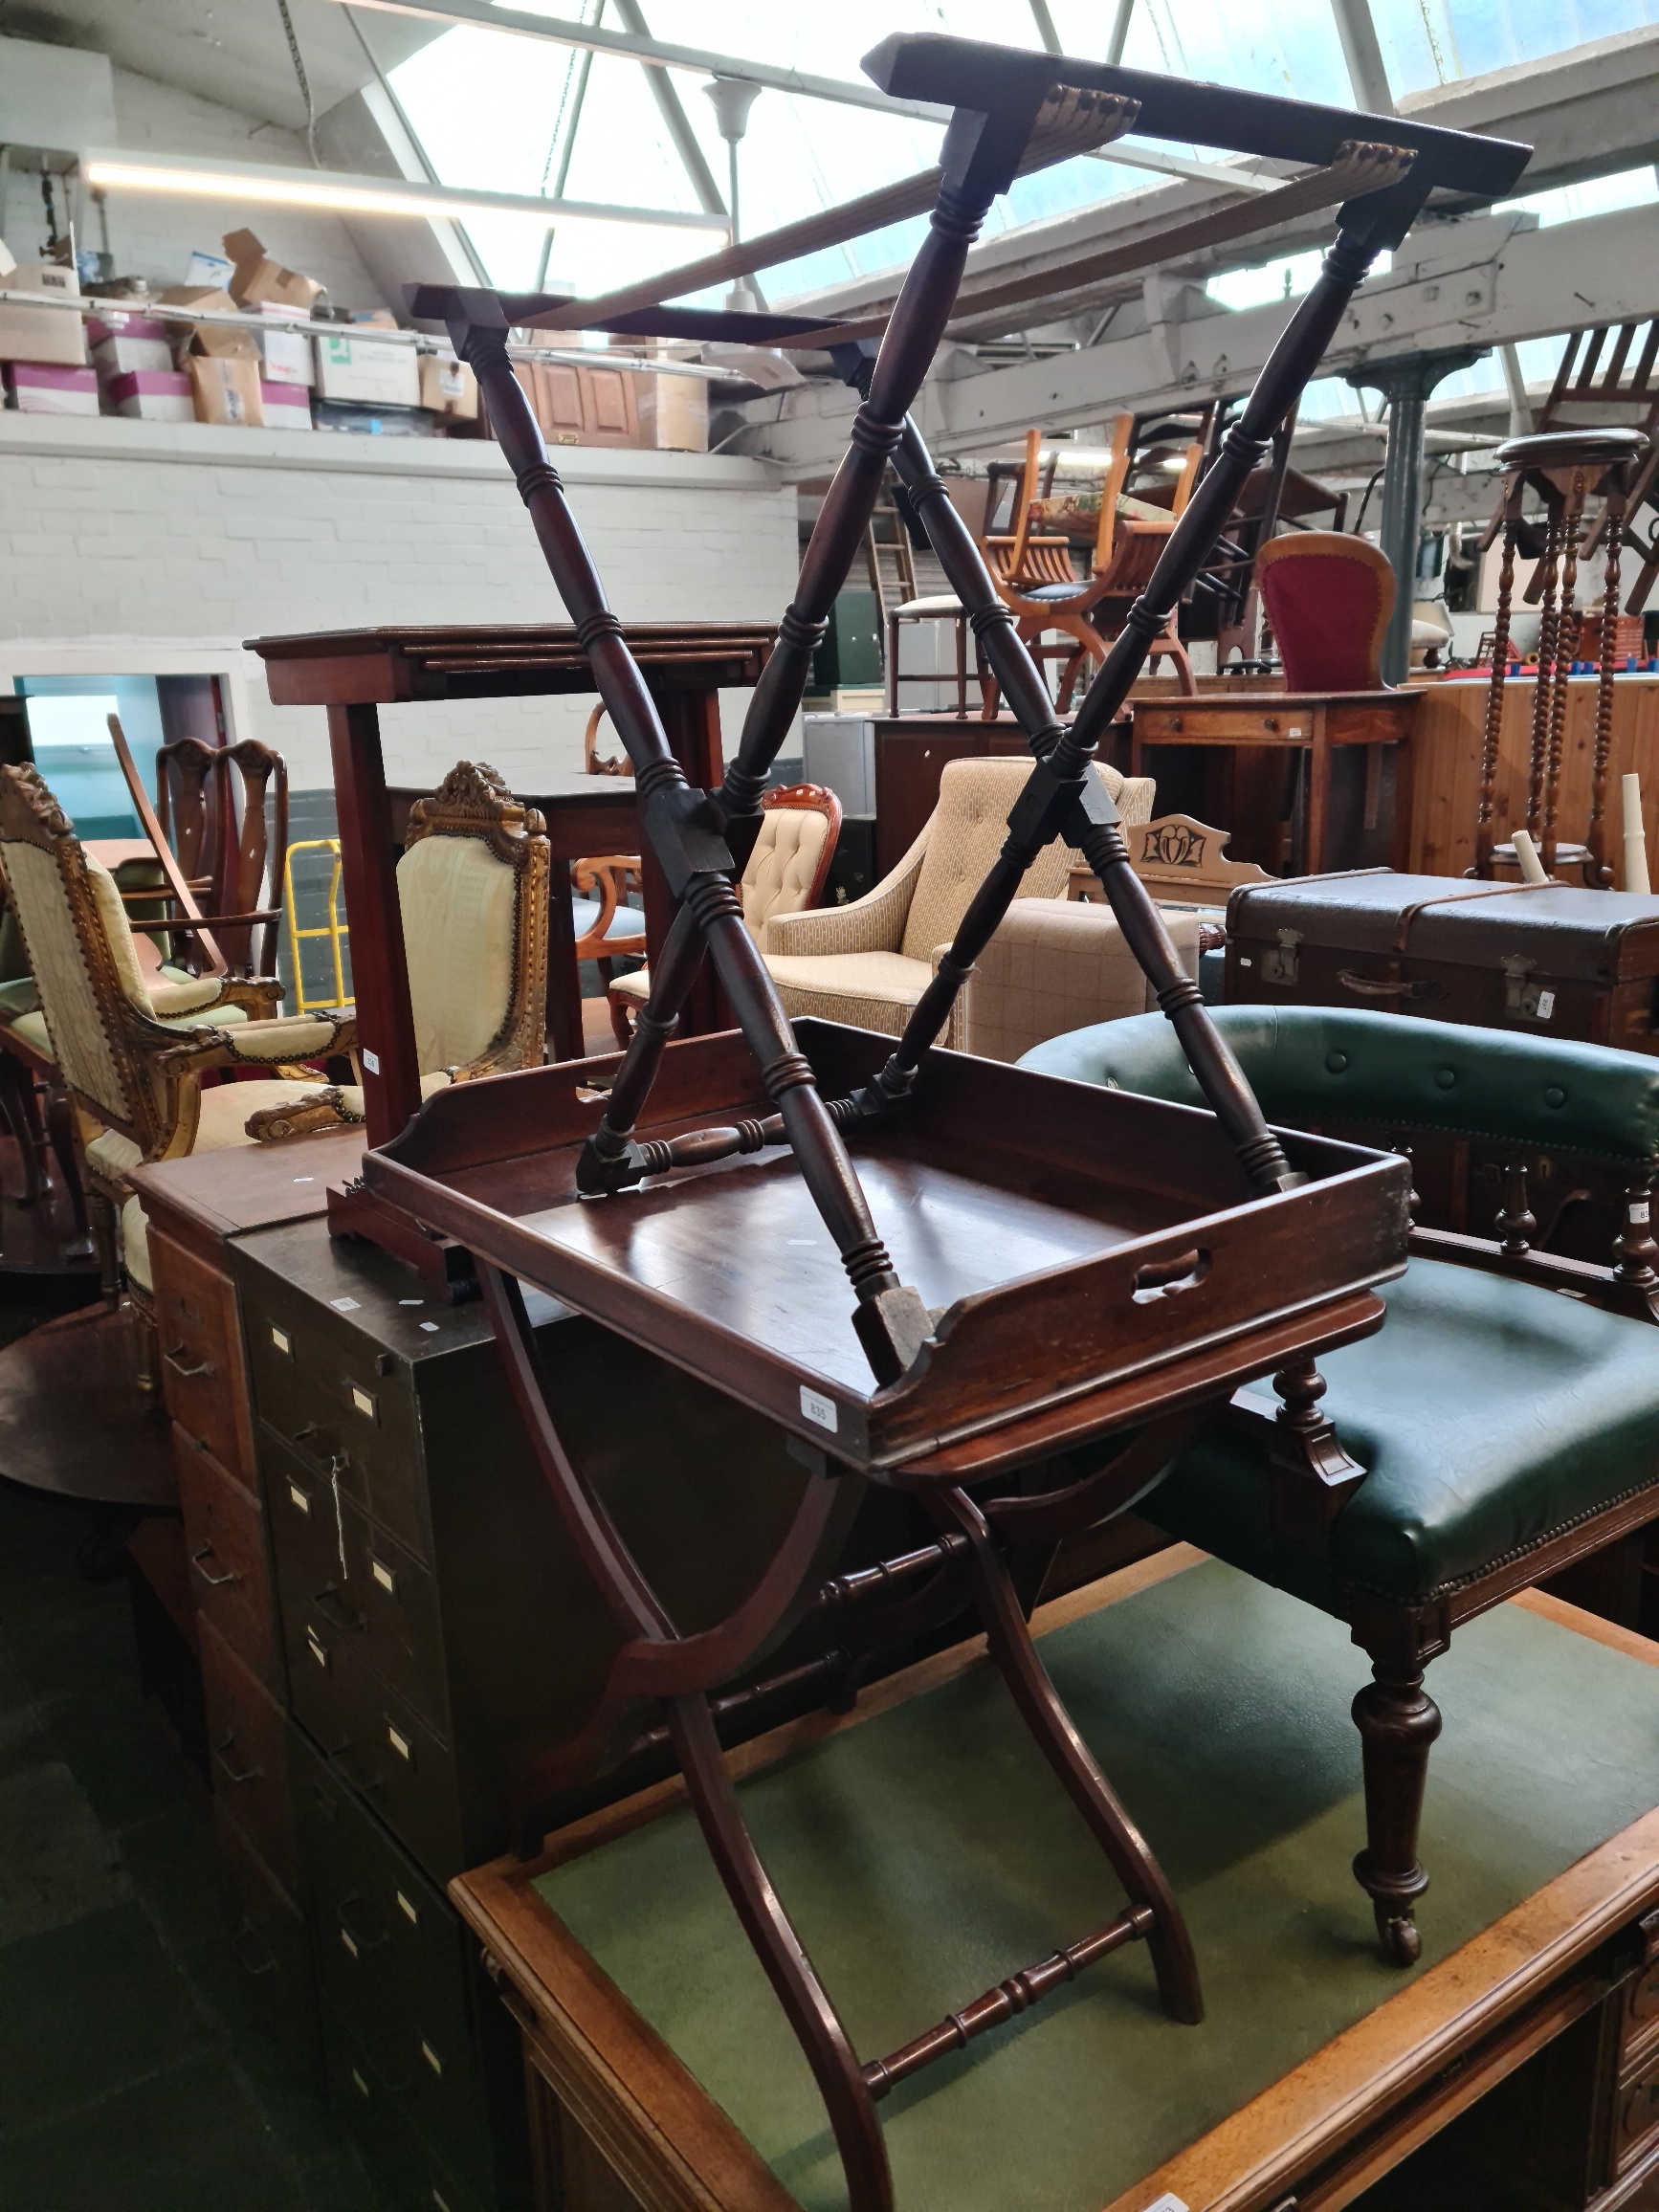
[
  {"xmin": 228, "ymin": 1212, "xmax": 907, "ymax": 2211},
  {"xmin": 232, "ymin": 1217, "xmax": 836, "ymax": 1883}
]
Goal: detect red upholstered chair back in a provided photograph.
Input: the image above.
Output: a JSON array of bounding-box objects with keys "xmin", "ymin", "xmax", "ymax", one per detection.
[{"xmin": 1256, "ymin": 531, "xmax": 1396, "ymax": 691}]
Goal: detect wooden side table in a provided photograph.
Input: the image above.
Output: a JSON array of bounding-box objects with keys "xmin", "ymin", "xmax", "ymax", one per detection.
[{"xmin": 1130, "ymin": 688, "xmax": 1421, "ymax": 876}]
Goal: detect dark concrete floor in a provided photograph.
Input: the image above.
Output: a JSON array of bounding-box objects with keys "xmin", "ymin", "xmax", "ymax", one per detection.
[{"xmin": 0, "ymin": 1470, "xmax": 373, "ymax": 2212}]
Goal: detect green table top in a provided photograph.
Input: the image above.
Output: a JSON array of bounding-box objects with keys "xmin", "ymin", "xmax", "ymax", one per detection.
[{"xmin": 538, "ymin": 1562, "xmax": 1659, "ymax": 2212}]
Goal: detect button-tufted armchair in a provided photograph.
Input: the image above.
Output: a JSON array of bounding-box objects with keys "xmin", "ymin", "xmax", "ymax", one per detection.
[
  {"xmin": 607, "ymin": 782, "xmax": 844, "ymax": 1046},
  {"xmin": 1022, "ymin": 1003, "xmax": 1659, "ymax": 1967},
  {"xmin": 763, "ymin": 756, "xmax": 1191, "ymax": 1062}
]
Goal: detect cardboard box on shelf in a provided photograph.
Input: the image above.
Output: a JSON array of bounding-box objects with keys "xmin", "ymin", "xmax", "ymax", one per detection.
[
  {"xmin": 312, "ymin": 330, "xmax": 419, "ymax": 407},
  {"xmin": 418, "ymin": 353, "xmax": 477, "ymax": 420},
  {"xmin": 260, "ymin": 381, "xmax": 311, "ymax": 431},
  {"xmin": 636, "ymin": 369, "xmax": 710, "ymax": 453},
  {"xmin": 159, "ymin": 285, "xmax": 258, "ymax": 361},
  {"xmin": 0, "ymin": 262, "xmax": 87, "ymax": 366},
  {"xmin": 258, "ymin": 319, "xmax": 313, "ymax": 387},
  {"xmin": 5, "ymin": 362, "xmax": 100, "ymax": 415},
  {"xmin": 103, "ymin": 368, "xmax": 194, "ymax": 422},
  {"xmin": 188, "ymin": 355, "xmax": 263, "ymax": 427},
  {"xmin": 90, "ymin": 313, "xmax": 174, "ymax": 377},
  {"xmin": 222, "ymin": 229, "xmax": 323, "ymax": 314},
  {"xmin": 310, "ymin": 396, "xmax": 432, "ymax": 437}
]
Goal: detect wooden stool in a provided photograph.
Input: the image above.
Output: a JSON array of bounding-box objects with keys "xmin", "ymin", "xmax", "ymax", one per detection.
[{"xmin": 1474, "ymin": 427, "xmax": 1650, "ymax": 881}]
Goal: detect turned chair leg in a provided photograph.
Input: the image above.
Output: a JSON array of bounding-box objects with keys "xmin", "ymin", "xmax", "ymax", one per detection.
[
  {"xmin": 1351, "ymin": 1658, "xmax": 1443, "ymax": 1965},
  {"xmin": 87, "ymin": 1188, "xmax": 122, "ymax": 1307},
  {"xmin": 43, "ymin": 1081, "xmax": 94, "ymax": 1259}
]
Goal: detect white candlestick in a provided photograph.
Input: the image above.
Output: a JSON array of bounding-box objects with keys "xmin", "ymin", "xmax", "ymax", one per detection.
[
  {"xmin": 1512, "ymin": 829, "xmax": 1549, "ymax": 884},
  {"xmin": 1623, "ymin": 773, "xmax": 1650, "ymax": 895}
]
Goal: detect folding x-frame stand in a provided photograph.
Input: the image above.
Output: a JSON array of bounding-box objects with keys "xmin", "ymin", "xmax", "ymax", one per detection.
[{"xmin": 407, "ymin": 37, "xmax": 1525, "ymax": 2207}]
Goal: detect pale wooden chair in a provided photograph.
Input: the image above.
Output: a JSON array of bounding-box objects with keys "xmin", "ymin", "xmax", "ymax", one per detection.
[
  {"xmin": 249, "ymin": 760, "xmax": 552, "ymax": 1141},
  {"xmin": 762, "ymin": 756, "xmax": 1193, "ymax": 1061},
  {"xmin": 607, "ymin": 783, "xmax": 843, "ymax": 1047},
  {"xmin": 0, "ymin": 763, "xmax": 354, "ymax": 1306},
  {"xmin": 980, "ymin": 422, "xmax": 1198, "ymax": 711}
]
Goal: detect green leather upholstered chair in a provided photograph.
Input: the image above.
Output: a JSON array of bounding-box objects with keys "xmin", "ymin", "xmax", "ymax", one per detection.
[{"xmin": 1021, "ymin": 1005, "xmax": 1659, "ymax": 1966}]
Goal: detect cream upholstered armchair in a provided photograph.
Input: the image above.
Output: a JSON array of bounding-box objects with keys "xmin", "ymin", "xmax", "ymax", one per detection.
[
  {"xmin": 607, "ymin": 782, "xmax": 842, "ymax": 1045},
  {"xmin": 0, "ymin": 763, "xmax": 354, "ymax": 1301},
  {"xmin": 763, "ymin": 756, "xmax": 1194, "ymax": 1062},
  {"xmin": 253, "ymin": 760, "xmax": 551, "ymax": 1140}
]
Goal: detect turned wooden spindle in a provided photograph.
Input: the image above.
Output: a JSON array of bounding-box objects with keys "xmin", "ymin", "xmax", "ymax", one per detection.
[
  {"xmin": 1480, "ymin": 430, "xmax": 1648, "ymax": 884},
  {"xmin": 1540, "ymin": 471, "xmax": 1586, "ymax": 870},
  {"xmin": 1473, "ymin": 523, "xmax": 1516, "ymax": 876},
  {"xmin": 1588, "ymin": 488, "xmax": 1628, "ymax": 884},
  {"xmin": 1613, "ymin": 1177, "xmax": 1659, "ymax": 1292},
  {"xmin": 1494, "ymin": 1159, "xmax": 1537, "ymax": 1257}
]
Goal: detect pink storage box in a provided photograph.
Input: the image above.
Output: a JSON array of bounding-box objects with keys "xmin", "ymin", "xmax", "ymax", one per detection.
[
  {"xmin": 5, "ymin": 363, "xmax": 100, "ymax": 416},
  {"xmin": 260, "ymin": 380, "xmax": 312, "ymax": 430},
  {"xmin": 104, "ymin": 368, "xmax": 194, "ymax": 422}
]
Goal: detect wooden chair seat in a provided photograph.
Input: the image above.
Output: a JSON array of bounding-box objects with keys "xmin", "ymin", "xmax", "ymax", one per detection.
[{"xmin": 1021, "ymin": 1003, "xmax": 1659, "ymax": 1966}]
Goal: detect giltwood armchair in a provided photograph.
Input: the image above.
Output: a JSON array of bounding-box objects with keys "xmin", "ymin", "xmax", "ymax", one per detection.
[
  {"xmin": 1023, "ymin": 1004, "xmax": 1659, "ymax": 1966},
  {"xmin": 0, "ymin": 763, "xmax": 354, "ymax": 1302},
  {"xmin": 763, "ymin": 757, "xmax": 1188, "ymax": 1059},
  {"xmin": 251, "ymin": 761, "xmax": 551, "ymax": 1141}
]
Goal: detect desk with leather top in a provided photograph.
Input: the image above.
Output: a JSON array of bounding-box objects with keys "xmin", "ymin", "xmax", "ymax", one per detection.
[{"xmin": 453, "ymin": 1551, "xmax": 1659, "ymax": 2212}]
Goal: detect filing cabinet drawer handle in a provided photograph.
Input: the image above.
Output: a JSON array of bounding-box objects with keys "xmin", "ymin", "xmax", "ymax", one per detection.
[
  {"xmin": 333, "ymin": 1749, "xmax": 386, "ymax": 1797},
  {"xmin": 211, "ymin": 1733, "xmax": 262, "ymax": 1786},
  {"xmin": 335, "ymin": 1894, "xmax": 388, "ymax": 1958},
  {"xmin": 311, "ymin": 1586, "xmax": 365, "ymax": 1634},
  {"xmin": 190, "ymin": 1544, "xmax": 240, "ymax": 1589},
  {"xmin": 292, "ymin": 1424, "xmax": 349, "ymax": 1476},
  {"xmin": 164, "ymin": 1344, "xmax": 214, "ymax": 1381},
  {"xmin": 229, "ymin": 1917, "xmax": 277, "ymax": 1980}
]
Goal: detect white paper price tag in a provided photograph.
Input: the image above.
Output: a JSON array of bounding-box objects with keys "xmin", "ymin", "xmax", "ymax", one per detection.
[{"xmin": 800, "ymin": 1385, "xmax": 838, "ymax": 1433}]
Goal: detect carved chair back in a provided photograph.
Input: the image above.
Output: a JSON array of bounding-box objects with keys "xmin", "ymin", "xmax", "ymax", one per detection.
[
  {"xmin": 153, "ymin": 736, "xmax": 289, "ymax": 978},
  {"xmin": 1072, "ymin": 813, "xmax": 1273, "ymax": 910},
  {"xmin": 0, "ymin": 763, "xmax": 168, "ymax": 1156},
  {"xmin": 399, "ymin": 762, "xmax": 551, "ymax": 1080},
  {"xmin": 741, "ymin": 784, "xmax": 844, "ymax": 942}
]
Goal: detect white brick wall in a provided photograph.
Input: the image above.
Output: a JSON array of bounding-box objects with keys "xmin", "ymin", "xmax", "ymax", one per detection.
[{"xmin": 0, "ymin": 417, "xmax": 797, "ymax": 792}]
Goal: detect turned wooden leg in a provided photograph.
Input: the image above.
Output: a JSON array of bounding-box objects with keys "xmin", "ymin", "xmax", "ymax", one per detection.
[
  {"xmin": 1351, "ymin": 1660, "xmax": 1442, "ymax": 1965},
  {"xmin": 0, "ymin": 1052, "xmax": 43, "ymax": 1204},
  {"xmin": 87, "ymin": 1188, "xmax": 122, "ymax": 1307},
  {"xmin": 44, "ymin": 1081, "xmax": 93, "ymax": 1259}
]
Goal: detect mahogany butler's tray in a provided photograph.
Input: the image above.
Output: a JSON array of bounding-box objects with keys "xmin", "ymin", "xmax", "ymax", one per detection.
[
  {"xmin": 367, "ymin": 1020, "xmax": 1406, "ymax": 1477},
  {"xmin": 329, "ymin": 32, "xmax": 1522, "ymax": 2212}
]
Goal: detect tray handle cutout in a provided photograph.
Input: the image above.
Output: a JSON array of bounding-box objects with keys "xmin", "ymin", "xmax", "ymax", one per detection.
[{"xmin": 1132, "ymin": 1249, "xmax": 1210, "ymax": 1303}]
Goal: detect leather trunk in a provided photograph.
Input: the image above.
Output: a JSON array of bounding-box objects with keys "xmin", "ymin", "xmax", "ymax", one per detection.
[{"xmin": 1225, "ymin": 870, "xmax": 1659, "ymax": 1054}]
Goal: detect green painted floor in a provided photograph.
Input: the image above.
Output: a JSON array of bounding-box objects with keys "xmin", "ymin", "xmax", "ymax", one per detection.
[
  {"xmin": 542, "ymin": 1561, "xmax": 1659, "ymax": 2212},
  {"xmin": 0, "ymin": 1471, "xmax": 370, "ymax": 2212}
]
